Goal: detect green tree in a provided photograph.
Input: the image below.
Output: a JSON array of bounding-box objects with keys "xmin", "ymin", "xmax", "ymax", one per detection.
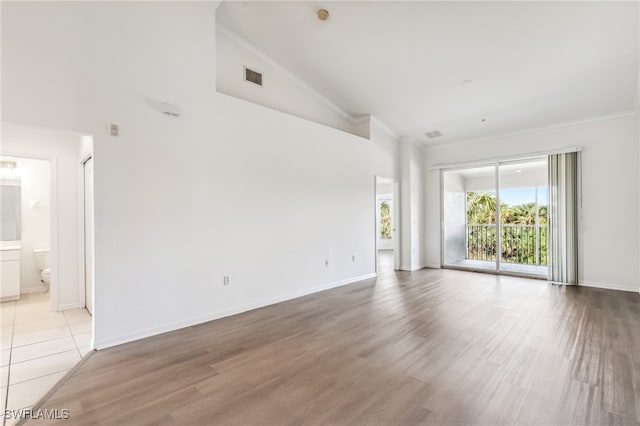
[
  {"xmin": 380, "ymin": 201, "xmax": 391, "ymax": 239},
  {"xmin": 466, "ymin": 192, "xmax": 497, "ymax": 224},
  {"xmin": 466, "ymin": 191, "xmax": 548, "ymax": 266}
]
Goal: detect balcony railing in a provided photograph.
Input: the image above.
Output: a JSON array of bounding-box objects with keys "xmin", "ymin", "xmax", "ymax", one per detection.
[{"xmin": 466, "ymin": 224, "xmax": 547, "ymax": 266}]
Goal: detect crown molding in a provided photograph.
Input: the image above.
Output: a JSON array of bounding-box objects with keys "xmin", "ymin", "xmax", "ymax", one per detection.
[
  {"xmin": 424, "ymin": 110, "xmax": 639, "ymax": 150},
  {"xmin": 370, "ymin": 115, "xmax": 400, "ymax": 140},
  {"xmin": 217, "ymin": 24, "xmax": 354, "ymax": 122}
]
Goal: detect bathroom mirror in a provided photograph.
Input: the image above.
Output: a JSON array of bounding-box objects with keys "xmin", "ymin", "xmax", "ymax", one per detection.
[{"xmin": 0, "ymin": 177, "xmax": 22, "ymax": 241}]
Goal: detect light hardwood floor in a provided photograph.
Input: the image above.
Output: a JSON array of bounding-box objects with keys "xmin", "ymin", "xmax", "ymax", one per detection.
[{"xmin": 30, "ymin": 269, "xmax": 640, "ymax": 425}]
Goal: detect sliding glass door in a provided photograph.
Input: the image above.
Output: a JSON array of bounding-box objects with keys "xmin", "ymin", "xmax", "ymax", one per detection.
[{"xmin": 442, "ymin": 158, "xmax": 548, "ymax": 278}]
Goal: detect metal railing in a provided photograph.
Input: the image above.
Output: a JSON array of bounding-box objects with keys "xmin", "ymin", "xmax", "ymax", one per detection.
[{"xmin": 466, "ymin": 224, "xmax": 547, "ymax": 266}]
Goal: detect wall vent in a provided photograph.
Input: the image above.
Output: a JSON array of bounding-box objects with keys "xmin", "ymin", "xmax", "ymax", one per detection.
[
  {"xmin": 425, "ymin": 130, "xmax": 443, "ymax": 139},
  {"xmin": 244, "ymin": 66, "xmax": 263, "ymax": 86}
]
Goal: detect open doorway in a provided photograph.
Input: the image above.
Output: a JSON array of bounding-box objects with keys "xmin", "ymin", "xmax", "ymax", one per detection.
[
  {"xmin": 0, "ymin": 123, "xmax": 94, "ymax": 413},
  {"xmin": 375, "ymin": 176, "xmax": 400, "ymax": 274}
]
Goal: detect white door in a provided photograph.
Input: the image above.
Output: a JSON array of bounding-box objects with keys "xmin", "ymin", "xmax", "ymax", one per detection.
[{"xmin": 84, "ymin": 158, "xmax": 94, "ymax": 315}]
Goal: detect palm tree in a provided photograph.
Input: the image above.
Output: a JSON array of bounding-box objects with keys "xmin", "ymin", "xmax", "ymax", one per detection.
[{"xmin": 466, "ymin": 192, "xmax": 497, "ymax": 224}]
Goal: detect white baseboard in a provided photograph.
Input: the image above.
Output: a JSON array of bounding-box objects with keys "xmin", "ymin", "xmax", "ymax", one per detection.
[
  {"xmin": 58, "ymin": 303, "xmax": 84, "ymax": 311},
  {"xmin": 401, "ymin": 264, "xmax": 424, "ymax": 272},
  {"xmin": 579, "ymin": 280, "xmax": 639, "ymax": 293},
  {"xmin": 94, "ymin": 272, "xmax": 377, "ymax": 350},
  {"xmin": 424, "ymin": 263, "xmax": 441, "ymax": 269},
  {"xmin": 20, "ymin": 287, "xmax": 47, "ymax": 294}
]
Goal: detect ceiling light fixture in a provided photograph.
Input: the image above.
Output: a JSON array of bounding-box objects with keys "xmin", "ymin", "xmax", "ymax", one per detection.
[
  {"xmin": 317, "ymin": 8, "xmax": 329, "ymax": 21},
  {"xmin": 462, "ymin": 80, "xmax": 473, "ymax": 85},
  {"xmin": 0, "ymin": 161, "xmax": 17, "ymax": 170}
]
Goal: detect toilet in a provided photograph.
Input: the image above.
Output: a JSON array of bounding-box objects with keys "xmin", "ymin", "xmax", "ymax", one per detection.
[{"xmin": 33, "ymin": 249, "xmax": 51, "ymax": 289}]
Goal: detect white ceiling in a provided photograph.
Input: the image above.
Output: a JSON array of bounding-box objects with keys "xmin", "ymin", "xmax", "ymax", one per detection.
[{"xmin": 217, "ymin": 1, "xmax": 639, "ymax": 145}]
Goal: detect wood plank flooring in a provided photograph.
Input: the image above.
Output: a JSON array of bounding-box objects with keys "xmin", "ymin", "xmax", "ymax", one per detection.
[{"xmin": 31, "ymin": 269, "xmax": 640, "ymax": 425}]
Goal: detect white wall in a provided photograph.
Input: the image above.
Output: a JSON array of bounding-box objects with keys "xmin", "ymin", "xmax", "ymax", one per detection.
[
  {"xmin": 216, "ymin": 26, "xmax": 360, "ymax": 137},
  {"xmin": 1, "ymin": 124, "xmax": 85, "ymax": 307},
  {"xmin": 411, "ymin": 145, "xmax": 425, "ymax": 270},
  {"xmin": 1, "ymin": 2, "xmax": 399, "ymax": 348},
  {"xmin": 425, "ymin": 114, "xmax": 640, "ymax": 292},
  {"xmin": 400, "ymin": 140, "xmax": 425, "ymax": 270},
  {"xmin": 0, "ymin": 157, "xmax": 51, "ymax": 293}
]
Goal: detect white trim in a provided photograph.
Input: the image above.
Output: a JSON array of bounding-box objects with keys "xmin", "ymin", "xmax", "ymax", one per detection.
[
  {"xmin": 430, "ymin": 147, "xmax": 581, "ymax": 171},
  {"xmin": 58, "ymin": 302, "xmax": 84, "ymax": 311},
  {"xmin": 424, "ymin": 110, "xmax": 638, "ymax": 149},
  {"xmin": 78, "ymin": 158, "xmax": 86, "ymax": 312},
  {"xmin": 375, "ymin": 176, "xmax": 401, "ymax": 272},
  {"xmin": 401, "ymin": 265, "xmax": 423, "ymax": 272},
  {"xmin": 93, "ymin": 272, "xmax": 377, "ymax": 350},
  {"xmin": 393, "ymin": 181, "xmax": 400, "ymax": 270},
  {"xmin": 547, "ymin": 281, "xmax": 577, "ymax": 286},
  {"xmin": 578, "ymin": 280, "xmax": 638, "ymax": 293},
  {"xmin": 217, "ymin": 25, "xmax": 353, "ymax": 122},
  {"xmin": 424, "ymin": 263, "xmax": 441, "ymax": 269},
  {"xmin": 370, "ymin": 115, "xmax": 400, "ymax": 140},
  {"xmin": 20, "ymin": 287, "xmax": 48, "ymax": 294}
]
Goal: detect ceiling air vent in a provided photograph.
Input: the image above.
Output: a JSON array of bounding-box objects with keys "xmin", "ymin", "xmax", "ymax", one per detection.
[
  {"xmin": 244, "ymin": 66, "xmax": 263, "ymax": 86},
  {"xmin": 425, "ymin": 130, "xmax": 443, "ymax": 139}
]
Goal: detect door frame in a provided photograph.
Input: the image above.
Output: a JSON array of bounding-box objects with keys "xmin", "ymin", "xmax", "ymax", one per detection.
[
  {"xmin": 0, "ymin": 151, "xmax": 60, "ymax": 311},
  {"xmin": 374, "ymin": 176, "xmax": 400, "ymax": 273},
  {"xmin": 80, "ymin": 155, "xmax": 94, "ymax": 315}
]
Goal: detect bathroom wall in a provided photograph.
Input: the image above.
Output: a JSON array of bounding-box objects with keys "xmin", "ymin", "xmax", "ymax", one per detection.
[{"xmin": 0, "ymin": 157, "xmax": 51, "ymax": 293}]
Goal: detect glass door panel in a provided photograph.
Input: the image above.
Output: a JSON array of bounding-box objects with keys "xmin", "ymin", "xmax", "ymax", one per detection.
[
  {"xmin": 443, "ymin": 165, "xmax": 498, "ymax": 272},
  {"xmin": 498, "ymin": 158, "xmax": 548, "ymax": 278}
]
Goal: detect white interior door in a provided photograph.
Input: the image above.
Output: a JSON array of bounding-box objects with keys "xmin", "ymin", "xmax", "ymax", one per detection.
[{"xmin": 84, "ymin": 157, "xmax": 94, "ymax": 315}]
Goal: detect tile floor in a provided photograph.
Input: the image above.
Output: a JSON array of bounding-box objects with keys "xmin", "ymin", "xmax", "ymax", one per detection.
[{"xmin": 1, "ymin": 292, "xmax": 91, "ymax": 418}]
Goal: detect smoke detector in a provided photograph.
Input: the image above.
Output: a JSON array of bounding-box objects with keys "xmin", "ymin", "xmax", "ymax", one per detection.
[{"xmin": 317, "ymin": 9, "xmax": 329, "ymax": 21}]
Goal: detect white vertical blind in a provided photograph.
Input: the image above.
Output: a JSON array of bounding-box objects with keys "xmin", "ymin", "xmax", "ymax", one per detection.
[{"xmin": 548, "ymin": 152, "xmax": 579, "ymax": 284}]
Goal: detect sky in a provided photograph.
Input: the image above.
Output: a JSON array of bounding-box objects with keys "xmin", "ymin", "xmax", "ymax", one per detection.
[{"xmin": 496, "ymin": 187, "xmax": 548, "ymax": 207}]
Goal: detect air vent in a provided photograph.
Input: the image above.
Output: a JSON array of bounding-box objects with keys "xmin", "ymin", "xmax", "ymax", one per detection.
[
  {"xmin": 425, "ymin": 130, "xmax": 443, "ymax": 139},
  {"xmin": 244, "ymin": 66, "xmax": 263, "ymax": 86}
]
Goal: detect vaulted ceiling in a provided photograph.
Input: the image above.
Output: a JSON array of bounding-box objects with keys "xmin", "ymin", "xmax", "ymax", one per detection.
[{"xmin": 217, "ymin": 1, "xmax": 639, "ymax": 145}]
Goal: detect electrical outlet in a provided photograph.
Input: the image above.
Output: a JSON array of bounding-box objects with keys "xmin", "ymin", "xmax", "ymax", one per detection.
[
  {"xmin": 109, "ymin": 123, "xmax": 119, "ymax": 137},
  {"xmin": 223, "ymin": 275, "xmax": 231, "ymax": 286},
  {"xmin": 352, "ymin": 255, "xmax": 356, "ymax": 262},
  {"xmin": 324, "ymin": 259, "xmax": 329, "ymax": 267}
]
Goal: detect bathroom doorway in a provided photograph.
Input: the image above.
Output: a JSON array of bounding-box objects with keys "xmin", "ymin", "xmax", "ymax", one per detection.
[
  {"xmin": 0, "ymin": 156, "xmax": 51, "ymax": 299},
  {"xmin": 375, "ymin": 176, "xmax": 400, "ymax": 273}
]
